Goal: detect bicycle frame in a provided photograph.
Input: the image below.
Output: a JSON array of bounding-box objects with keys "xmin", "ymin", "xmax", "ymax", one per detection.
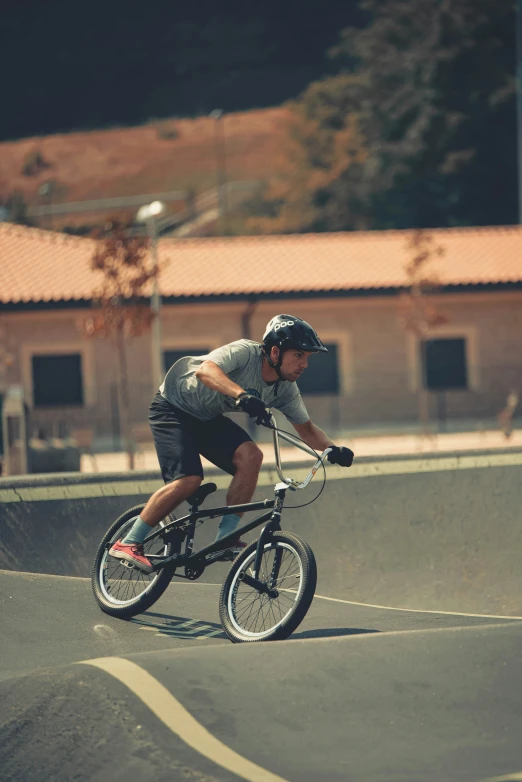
[{"xmin": 141, "ymin": 414, "xmax": 333, "ymax": 581}]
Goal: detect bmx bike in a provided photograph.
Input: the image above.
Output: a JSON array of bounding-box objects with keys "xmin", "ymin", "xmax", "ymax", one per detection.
[{"xmin": 91, "ymin": 414, "xmax": 332, "ymax": 643}]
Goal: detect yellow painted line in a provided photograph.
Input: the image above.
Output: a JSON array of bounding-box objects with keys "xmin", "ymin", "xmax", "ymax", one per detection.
[
  {"xmin": 0, "ymin": 488, "xmax": 21, "ymax": 502},
  {"xmin": 332, "ymin": 451, "xmax": 522, "ymax": 479},
  {"xmin": 482, "ymin": 773, "xmax": 522, "ymax": 781},
  {"xmin": 313, "ymin": 592, "xmax": 522, "ymax": 621},
  {"xmin": 78, "ymin": 657, "xmax": 288, "ymax": 782},
  {"xmin": 2, "ymin": 450, "xmax": 522, "ymax": 503},
  {"xmin": 0, "ymin": 480, "xmax": 157, "ymax": 503}
]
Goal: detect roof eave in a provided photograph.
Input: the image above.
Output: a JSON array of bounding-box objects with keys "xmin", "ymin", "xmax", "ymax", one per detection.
[{"xmin": 1, "ymin": 281, "xmax": 521, "ymax": 312}]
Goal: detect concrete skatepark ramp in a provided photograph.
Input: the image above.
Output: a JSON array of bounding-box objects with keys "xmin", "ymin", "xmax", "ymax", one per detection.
[
  {"xmin": 2, "ymin": 448, "xmax": 522, "ymax": 780},
  {"xmin": 2, "ymin": 448, "xmax": 522, "ymax": 614}
]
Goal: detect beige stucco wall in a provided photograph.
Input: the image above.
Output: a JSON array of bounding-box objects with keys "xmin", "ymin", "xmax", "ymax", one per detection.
[{"xmin": 1, "ymin": 290, "xmax": 521, "ymax": 447}]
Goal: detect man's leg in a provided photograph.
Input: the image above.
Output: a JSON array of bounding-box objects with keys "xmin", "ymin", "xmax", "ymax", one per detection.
[
  {"xmin": 215, "ymin": 441, "xmax": 263, "ymax": 541},
  {"xmin": 140, "ymin": 475, "xmax": 202, "ymax": 527},
  {"xmin": 110, "ymin": 475, "xmax": 202, "ymax": 571},
  {"xmin": 110, "ymin": 393, "xmax": 203, "ymax": 571},
  {"xmin": 227, "ymin": 440, "xmax": 264, "ymax": 505}
]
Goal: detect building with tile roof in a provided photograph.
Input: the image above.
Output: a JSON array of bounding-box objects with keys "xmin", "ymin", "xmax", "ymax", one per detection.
[
  {"xmin": 0, "ymin": 223, "xmax": 521, "ymax": 464},
  {"xmin": 1, "ymin": 222, "xmax": 522, "ymax": 304}
]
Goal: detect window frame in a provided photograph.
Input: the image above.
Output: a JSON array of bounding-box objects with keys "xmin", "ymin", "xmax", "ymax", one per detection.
[
  {"xmin": 21, "ymin": 341, "xmax": 96, "ymax": 408},
  {"xmin": 297, "ymin": 330, "xmax": 353, "ymax": 396},
  {"xmin": 162, "ymin": 336, "xmax": 222, "ymax": 373},
  {"xmin": 407, "ymin": 325, "xmax": 479, "ymax": 392}
]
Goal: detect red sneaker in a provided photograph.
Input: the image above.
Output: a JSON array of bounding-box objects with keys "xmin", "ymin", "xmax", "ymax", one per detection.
[{"xmin": 109, "ymin": 540, "xmax": 153, "ymax": 574}]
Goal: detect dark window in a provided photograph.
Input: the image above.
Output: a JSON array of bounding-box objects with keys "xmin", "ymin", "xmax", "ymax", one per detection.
[
  {"xmin": 297, "ymin": 343, "xmax": 340, "ymax": 395},
  {"xmin": 163, "ymin": 347, "xmax": 210, "ymax": 372},
  {"xmin": 32, "ymin": 354, "xmax": 84, "ymax": 407},
  {"xmin": 422, "ymin": 338, "xmax": 468, "ymax": 390}
]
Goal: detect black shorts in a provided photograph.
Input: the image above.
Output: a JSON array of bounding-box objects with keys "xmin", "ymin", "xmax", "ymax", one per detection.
[{"xmin": 148, "ymin": 392, "xmax": 252, "ymax": 484}]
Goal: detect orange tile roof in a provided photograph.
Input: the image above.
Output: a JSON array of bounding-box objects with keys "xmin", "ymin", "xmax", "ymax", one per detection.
[{"xmin": 1, "ymin": 223, "xmax": 522, "ymax": 304}]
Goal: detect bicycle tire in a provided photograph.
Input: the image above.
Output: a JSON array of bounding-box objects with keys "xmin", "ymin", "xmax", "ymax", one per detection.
[
  {"xmin": 219, "ymin": 531, "xmax": 316, "ymax": 643},
  {"xmin": 91, "ymin": 504, "xmax": 177, "ymax": 619}
]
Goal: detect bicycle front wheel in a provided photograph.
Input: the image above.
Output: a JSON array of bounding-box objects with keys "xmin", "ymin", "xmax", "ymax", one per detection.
[{"xmin": 219, "ymin": 531, "xmax": 317, "ymax": 643}]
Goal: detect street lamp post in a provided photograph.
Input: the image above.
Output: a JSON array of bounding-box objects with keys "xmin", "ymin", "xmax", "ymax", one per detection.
[
  {"xmin": 136, "ymin": 200, "xmax": 165, "ymax": 390},
  {"xmin": 210, "ymin": 109, "xmax": 229, "ymax": 231},
  {"xmin": 38, "ymin": 181, "xmax": 54, "ymax": 231}
]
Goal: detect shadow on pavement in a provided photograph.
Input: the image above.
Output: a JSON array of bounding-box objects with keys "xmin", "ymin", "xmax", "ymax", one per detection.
[
  {"xmin": 130, "ymin": 611, "xmax": 227, "ymax": 640},
  {"xmin": 135, "ymin": 613, "xmax": 381, "ymax": 642},
  {"xmin": 292, "ymin": 627, "xmax": 380, "ymax": 640}
]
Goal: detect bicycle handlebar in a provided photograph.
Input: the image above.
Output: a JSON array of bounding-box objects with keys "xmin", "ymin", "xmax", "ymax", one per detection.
[{"xmin": 263, "ymin": 412, "xmax": 333, "ymax": 490}]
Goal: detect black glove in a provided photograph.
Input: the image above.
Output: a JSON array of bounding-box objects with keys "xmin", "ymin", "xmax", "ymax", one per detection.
[
  {"xmin": 327, "ymin": 445, "xmax": 354, "ymax": 468},
  {"xmin": 234, "ymin": 393, "xmax": 271, "ymax": 425}
]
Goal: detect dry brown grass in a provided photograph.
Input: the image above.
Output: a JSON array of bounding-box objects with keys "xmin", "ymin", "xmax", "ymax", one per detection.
[{"xmin": 0, "ymin": 107, "xmax": 290, "ymax": 224}]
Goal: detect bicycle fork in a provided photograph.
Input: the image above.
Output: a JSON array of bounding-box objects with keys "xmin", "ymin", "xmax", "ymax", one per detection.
[{"xmin": 240, "ymin": 485, "xmax": 286, "ymax": 597}]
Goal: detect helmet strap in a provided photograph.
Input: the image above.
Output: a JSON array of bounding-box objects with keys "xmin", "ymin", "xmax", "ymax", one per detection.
[{"xmin": 263, "ymin": 345, "xmax": 285, "ymax": 381}]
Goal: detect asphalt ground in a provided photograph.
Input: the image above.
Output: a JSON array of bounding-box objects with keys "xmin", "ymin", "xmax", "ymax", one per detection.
[
  {"xmin": 2, "ymin": 569, "xmax": 522, "ymax": 781},
  {"xmin": 1, "ymin": 570, "xmax": 516, "ymax": 683},
  {"xmin": 3, "ymin": 450, "xmax": 522, "ymax": 781}
]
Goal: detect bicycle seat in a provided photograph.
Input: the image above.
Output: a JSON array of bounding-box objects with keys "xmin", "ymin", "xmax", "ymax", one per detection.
[{"xmin": 187, "ymin": 482, "xmax": 217, "ymax": 508}]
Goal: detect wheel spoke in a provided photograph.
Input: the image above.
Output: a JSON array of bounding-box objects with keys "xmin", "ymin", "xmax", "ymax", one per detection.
[
  {"xmin": 98, "ymin": 521, "xmax": 168, "ymax": 606},
  {"xmin": 275, "ymin": 552, "xmax": 296, "ymax": 585},
  {"xmin": 227, "ymin": 540, "xmax": 305, "ymax": 639},
  {"xmin": 235, "ymin": 596, "xmax": 258, "ymax": 622},
  {"xmin": 268, "ymin": 597, "xmax": 279, "ymax": 628}
]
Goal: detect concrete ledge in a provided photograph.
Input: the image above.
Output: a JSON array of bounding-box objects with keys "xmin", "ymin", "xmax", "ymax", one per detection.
[{"xmin": 1, "ymin": 446, "xmax": 522, "ymax": 503}]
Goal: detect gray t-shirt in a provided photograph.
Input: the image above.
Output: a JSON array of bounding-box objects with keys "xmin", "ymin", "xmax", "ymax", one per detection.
[{"xmin": 160, "ymin": 339, "xmax": 310, "ymax": 424}]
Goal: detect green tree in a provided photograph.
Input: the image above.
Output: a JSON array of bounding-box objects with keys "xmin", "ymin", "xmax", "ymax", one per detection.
[{"xmin": 264, "ymin": 0, "xmax": 516, "ymax": 232}]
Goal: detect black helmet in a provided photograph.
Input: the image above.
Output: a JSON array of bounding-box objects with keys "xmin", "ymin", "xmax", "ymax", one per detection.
[
  {"xmin": 263, "ymin": 315, "xmax": 328, "ymax": 354},
  {"xmin": 262, "ymin": 315, "xmax": 327, "ymax": 380}
]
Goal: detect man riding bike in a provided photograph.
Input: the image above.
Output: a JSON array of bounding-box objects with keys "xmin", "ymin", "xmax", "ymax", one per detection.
[{"xmin": 109, "ymin": 314, "xmax": 354, "ymax": 572}]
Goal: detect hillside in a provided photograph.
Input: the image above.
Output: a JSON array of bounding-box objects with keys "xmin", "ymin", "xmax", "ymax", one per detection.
[{"xmin": 0, "ymin": 107, "xmax": 289, "ymax": 228}]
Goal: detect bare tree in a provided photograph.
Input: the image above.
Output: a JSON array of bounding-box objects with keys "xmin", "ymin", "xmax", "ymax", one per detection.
[
  {"xmin": 397, "ymin": 230, "xmax": 448, "ymax": 437},
  {"xmin": 79, "ymin": 218, "xmax": 159, "ymax": 469}
]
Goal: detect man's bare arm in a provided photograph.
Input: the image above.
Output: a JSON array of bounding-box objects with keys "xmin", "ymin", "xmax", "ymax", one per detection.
[
  {"xmin": 194, "ymin": 360, "xmax": 244, "ymax": 399},
  {"xmin": 291, "ymin": 419, "xmax": 335, "ymax": 451}
]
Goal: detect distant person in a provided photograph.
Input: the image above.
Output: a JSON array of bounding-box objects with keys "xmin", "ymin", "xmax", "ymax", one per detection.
[
  {"xmin": 498, "ymin": 389, "xmax": 519, "ymax": 440},
  {"xmin": 109, "ymin": 315, "xmax": 354, "ymax": 571}
]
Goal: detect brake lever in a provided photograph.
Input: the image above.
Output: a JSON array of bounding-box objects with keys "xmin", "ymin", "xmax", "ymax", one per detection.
[{"xmin": 259, "ymin": 412, "xmax": 276, "ymax": 429}]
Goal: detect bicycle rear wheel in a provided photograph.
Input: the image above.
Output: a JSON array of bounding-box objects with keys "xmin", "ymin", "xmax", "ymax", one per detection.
[
  {"xmin": 219, "ymin": 531, "xmax": 316, "ymax": 643},
  {"xmin": 91, "ymin": 504, "xmax": 177, "ymax": 619}
]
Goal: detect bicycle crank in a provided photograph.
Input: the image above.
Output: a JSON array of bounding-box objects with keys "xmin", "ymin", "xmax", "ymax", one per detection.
[{"xmin": 185, "ymin": 562, "xmax": 206, "ymax": 580}]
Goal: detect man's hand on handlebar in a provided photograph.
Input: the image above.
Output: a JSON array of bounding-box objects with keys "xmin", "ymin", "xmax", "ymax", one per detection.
[
  {"xmin": 234, "ymin": 393, "xmax": 272, "ymax": 426},
  {"xmin": 327, "ymin": 445, "xmax": 354, "ymax": 468}
]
